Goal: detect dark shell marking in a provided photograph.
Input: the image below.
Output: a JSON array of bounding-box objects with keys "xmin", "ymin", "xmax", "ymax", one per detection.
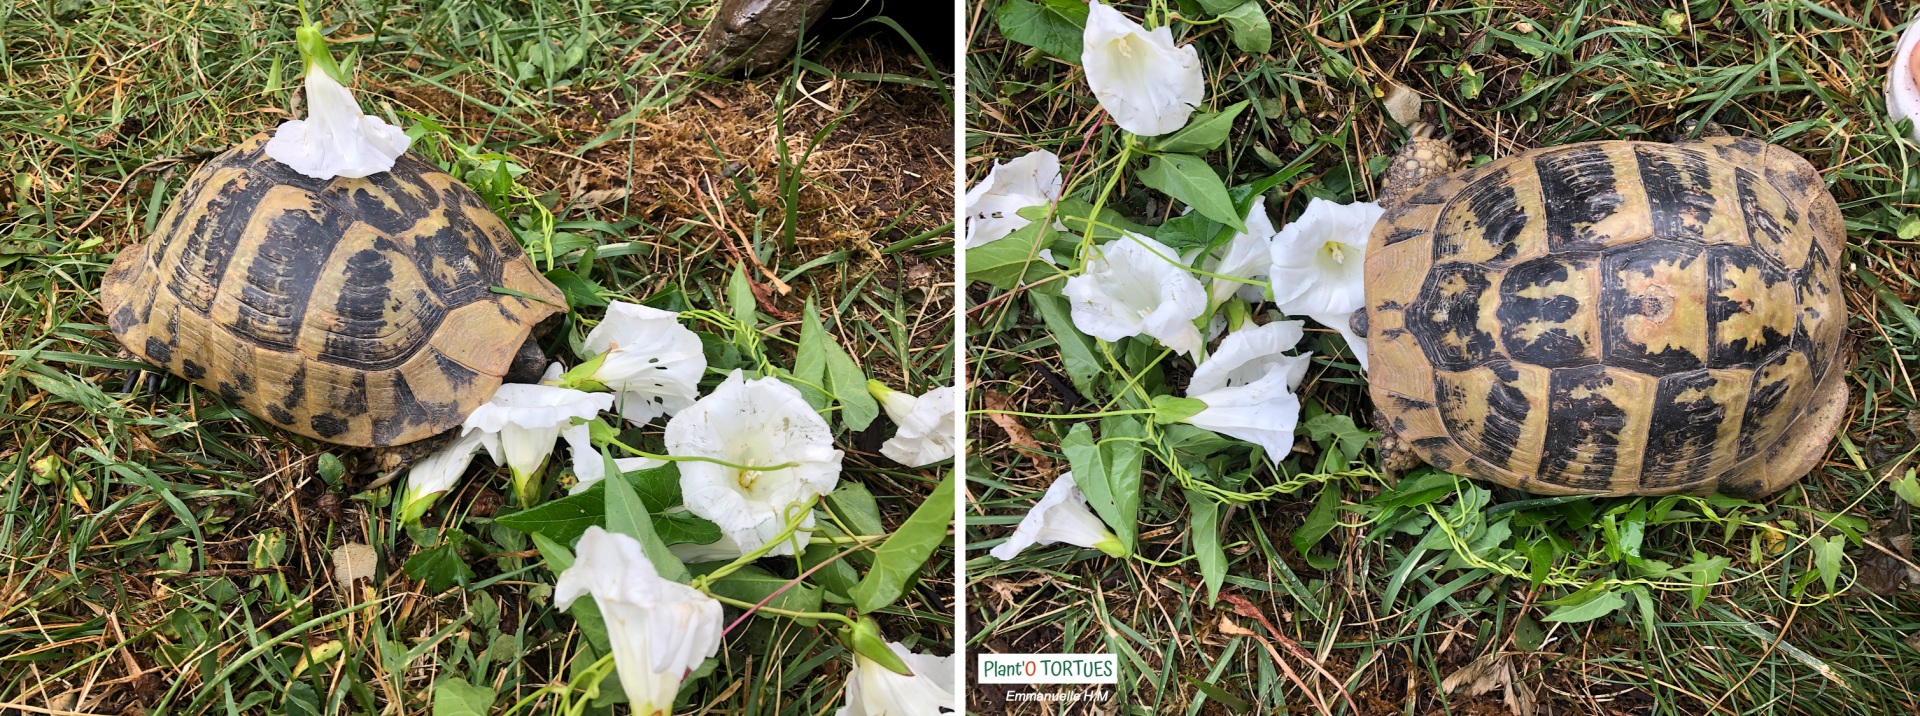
[
  {"xmin": 99, "ymin": 132, "xmax": 566, "ymax": 447},
  {"xmin": 1366, "ymin": 139, "xmax": 1847, "ymax": 495}
]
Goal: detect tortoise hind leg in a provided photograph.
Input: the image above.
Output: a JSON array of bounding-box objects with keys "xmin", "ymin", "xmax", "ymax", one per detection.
[
  {"xmin": 1716, "ymin": 367, "xmax": 1850, "ymax": 498},
  {"xmin": 1374, "ymin": 410, "xmax": 1424, "ymax": 480}
]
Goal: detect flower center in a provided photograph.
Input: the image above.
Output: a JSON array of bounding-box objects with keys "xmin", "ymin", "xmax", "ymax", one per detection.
[{"xmin": 1323, "ymin": 241, "xmax": 1347, "ymax": 265}]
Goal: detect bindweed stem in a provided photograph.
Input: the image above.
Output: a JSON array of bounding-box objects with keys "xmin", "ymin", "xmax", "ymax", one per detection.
[{"xmin": 604, "ymin": 436, "xmax": 798, "ymax": 473}]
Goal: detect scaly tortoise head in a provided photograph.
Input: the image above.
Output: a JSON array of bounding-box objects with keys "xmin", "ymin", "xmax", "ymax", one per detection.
[
  {"xmin": 1359, "ymin": 135, "xmax": 1849, "ymax": 497},
  {"xmin": 99, "ymin": 132, "xmax": 567, "ymax": 448}
]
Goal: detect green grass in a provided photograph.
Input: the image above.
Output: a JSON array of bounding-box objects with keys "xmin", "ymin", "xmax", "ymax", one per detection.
[
  {"xmin": 965, "ymin": 1, "xmax": 1920, "ymax": 713},
  {"xmin": 0, "ymin": 0, "xmax": 954, "ymax": 714}
]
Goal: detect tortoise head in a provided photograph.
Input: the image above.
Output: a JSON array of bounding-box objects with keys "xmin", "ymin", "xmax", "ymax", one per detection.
[{"xmin": 504, "ymin": 334, "xmax": 547, "ymax": 384}]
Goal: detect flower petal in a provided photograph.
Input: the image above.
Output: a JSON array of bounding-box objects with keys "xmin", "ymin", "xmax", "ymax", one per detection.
[
  {"xmin": 1064, "ymin": 233, "xmax": 1207, "ymax": 356},
  {"xmin": 668, "ymin": 370, "xmax": 844, "ymax": 557},
  {"xmin": 585, "ymin": 302, "xmax": 706, "ymax": 425},
  {"xmin": 990, "ymin": 473, "xmax": 1121, "ymax": 560},
  {"xmin": 965, "ymin": 150, "xmax": 1063, "ymax": 248},
  {"xmin": 264, "ymin": 69, "xmax": 412, "ymax": 180},
  {"xmin": 1082, "ymin": 2, "xmax": 1205, "ymax": 136},
  {"xmin": 1188, "ymin": 320, "xmax": 1311, "ymax": 395},
  {"xmin": 1268, "ymin": 198, "xmax": 1381, "ymax": 317},
  {"xmin": 1185, "ymin": 366, "xmax": 1302, "ymax": 462}
]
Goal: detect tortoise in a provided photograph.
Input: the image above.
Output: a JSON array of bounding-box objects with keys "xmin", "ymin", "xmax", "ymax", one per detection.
[
  {"xmin": 100, "ymin": 131, "xmax": 567, "ymax": 454},
  {"xmin": 1353, "ymin": 126, "xmax": 1849, "ymax": 497}
]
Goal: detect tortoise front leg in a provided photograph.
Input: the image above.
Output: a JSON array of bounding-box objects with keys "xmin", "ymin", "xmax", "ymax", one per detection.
[{"xmin": 1378, "ymin": 124, "xmax": 1460, "ymax": 214}]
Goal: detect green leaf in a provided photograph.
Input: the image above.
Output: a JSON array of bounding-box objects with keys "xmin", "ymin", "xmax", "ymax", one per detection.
[
  {"xmin": 728, "ymin": 264, "xmax": 757, "ymax": 331},
  {"xmin": 1217, "ymin": 2, "xmax": 1272, "ymax": 53},
  {"xmin": 1892, "ymin": 471, "xmax": 1920, "ymax": 507},
  {"xmin": 603, "ymin": 463, "xmax": 689, "ymax": 583},
  {"xmin": 1137, "ymin": 153, "xmax": 1245, "ymax": 231},
  {"xmin": 1033, "ymin": 198, "xmax": 1153, "ymax": 241},
  {"xmin": 1186, "ymin": 490, "xmax": 1225, "ymax": 603},
  {"xmin": 852, "ymin": 472, "xmax": 956, "ymax": 613},
  {"xmin": 1301, "ymin": 413, "xmax": 1377, "ymax": 464},
  {"xmin": 1810, "ymin": 534, "xmax": 1845, "ymax": 594},
  {"xmin": 791, "ymin": 300, "xmax": 834, "ymax": 410},
  {"xmin": 1293, "ymin": 483, "xmax": 1342, "ymax": 558},
  {"xmin": 495, "ymin": 464, "xmax": 685, "ymax": 545},
  {"xmin": 1514, "ymin": 615, "xmax": 1546, "ymax": 652},
  {"xmin": 1153, "ymin": 211, "xmax": 1228, "ymax": 255},
  {"xmin": 402, "ymin": 532, "xmax": 475, "ymax": 593},
  {"xmin": 1150, "ymin": 101, "xmax": 1250, "ymax": 154},
  {"xmin": 800, "ymin": 543, "xmax": 861, "ymax": 596},
  {"xmin": 1686, "ymin": 551, "xmax": 1730, "ymax": 609},
  {"xmin": 826, "ymin": 482, "xmax": 887, "ymax": 537},
  {"xmin": 822, "ymin": 329, "xmax": 879, "ymax": 433},
  {"xmin": 1030, "ymin": 292, "xmax": 1104, "ymax": 397},
  {"xmin": 1526, "ymin": 538, "xmax": 1555, "ymax": 592},
  {"xmin": 654, "ymin": 511, "xmax": 724, "ymax": 546},
  {"xmin": 1065, "ymin": 419, "xmax": 1144, "ymax": 554},
  {"xmin": 1542, "ymin": 589, "xmax": 1625, "ymax": 623},
  {"xmin": 695, "ymin": 563, "xmax": 825, "ymax": 625},
  {"xmin": 431, "ymin": 677, "xmax": 496, "ymax": 716},
  {"xmin": 1151, "ymin": 395, "xmax": 1208, "ymax": 424},
  {"xmin": 543, "ymin": 268, "xmax": 608, "ymax": 307},
  {"xmin": 1193, "ymin": 0, "xmax": 1240, "ymax": 14},
  {"xmin": 995, "ymin": 0, "xmax": 1087, "ymax": 64},
  {"xmin": 965, "ymin": 219, "xmax": 1061, "ymax": 290}
]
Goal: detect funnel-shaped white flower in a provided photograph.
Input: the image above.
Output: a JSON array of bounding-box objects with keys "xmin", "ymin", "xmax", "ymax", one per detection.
[
  {"xmin": 668, "ymin": 370, "xmax": 844, "ymax": 557},
  {"xmin": 1195, "ymin": 204, "xmax": 1278, "ymax": 308},
  {"xmin": 264, "ymin": 32, "xmax": 411, "ymax": 180},
  {"xmin": 1184, "ymin": 366, "xmax": 1301, "ymax": 462},
  {"xmin": 555, "ymin": 527, "xmax": 723, "ymax": 716},
  {"xmin": 398, "ymin": 431, "xmax": 490, "ymax": 523},
  {"xmin": 966, "ymin": 151, "xmax": 1063, "ymax": 248},
  {"xmin": 990, "ymin": 473, "xmax": 1126, "ymax": 560},
  {"xmin": 1269, "ymin": 198, "xmax": 1382, "ymax": 370},
  {"xmin": 1891, "ymin": 18, "xmax": 1920, "ymax": 141},
  {"xmin": 583, "ymin": 302, "xmax": 706, "ymax": 425},
  {"xmin": 1189, "ymin": 320, "xmax": 1312, "ymax": 396},
  {"xmin": 836, "ymin": 641, "xmax": 956, "ymax": 716},
  {"xmin": 1083, "ymin": 2, "xmax": 1205, "ymax": 137},
  {"xmin": 569, "ymin": 456, "xmax": 668, "ymax": 496},
  {"xmin": 463, "ymin": 364, "xmax": 614, "ymax": 505},
  {"xmin": 871, "ymin": 382, "xmax": 956, "ymax": 467},
  {"xmin": 1064, "ymin": 233, "xmax": 1207, "ymax": 356}
]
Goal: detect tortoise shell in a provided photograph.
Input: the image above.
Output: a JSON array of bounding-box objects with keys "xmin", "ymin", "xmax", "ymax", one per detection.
[
  {"xmin": 1363, "ymin": 136, "xmax": 1849, "ymax": 497},
  {"xmin": 100, "ymin": 132, "xmax": 566, "ymax": 448}
]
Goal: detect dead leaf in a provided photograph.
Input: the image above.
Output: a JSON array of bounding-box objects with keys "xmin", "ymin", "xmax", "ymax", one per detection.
[
  {"xmin": 982, "ymin": 575, "xmax": 1049, "ymax": 609},
  {"xmin": 333, "ymin": 543, "xmax": 377, "ymax": 591},
  {"xmin": 574, "ymin": 187, "xmax": 631, "ymax": 210},
  {"xmin": 982, "ymin": 391, "xmax": 1054, "ymax": 474},
  {"xmin": 1383, "ymin": 82, "xmax": 1424, "ymax": 127},
  {"xmin": 1860, "ymin": 501, "xmax": 1917, "ymax": 596},
  {"xmin": 1218, "ymin": 615, "xmax": 1258, "ymax": 637},
  {"xmin": 1441, "ymin": 652, "xmax": 1535, "ymax": 716}
]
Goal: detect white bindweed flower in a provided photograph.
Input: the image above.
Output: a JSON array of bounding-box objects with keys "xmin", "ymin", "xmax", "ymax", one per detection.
[
  {"xmin": 1891, "ymin": 16, "xmax": 1920, "ymax": 141},
  {"xmin": 1183, "ymin": 366, "xmax": 1301, "ymax": 463},
  {"xmin": 965, "ymin": 150, "xmax": 1063, "ymax": 248},
  {"xmin": 1064, "ymin": 233, "xmax": 1207, "ymax": 356},
  {"xmin": 570, "ymin": 456, "xmax": 668, "ymax": 496},
  {"xmin": 668, "ymin": 370, "xmax": 844, "ymax": 557},
  {"xmin": 397, "ymin": 431, "xmax": 489, "ymax": 523},
  {"xmin": 836, "ymin": 642, "xmax": 956, "ymax": 716},
  {"xmin": 870, "ymin": 382, "xmax": 956, "ymax": 467},
  {"xmin": 582, "ymin": 302, "xmax": 707, "ymax": 425},
  {"xmin": 555, "ymin": 527, "xmax": 723, "ymax": 716},
  {"xmin": 990, "ymin": 473, "xmax": 1126, "ymax": 560},
  {"xmin": 1192, "ymin": 204, "xmax": 1278, "ymax": 308},
  {"xmin": 1268, "ymin": 198, "xmax": 1383, "ymax": 370},
  {"xmin": 1082, "ymin": 2, "xmax": 1205, "ymax": 137},
  {"xmin": 463, "ymin": 364, "xmax": 614, "ymax": 506},
  {"xmin": 1188, "ymin": 320, "xmax": 1313, "ymax": 396},
  {"xmin": 265, "ymin": 28, "xmax": 411, "ymax": 179}
]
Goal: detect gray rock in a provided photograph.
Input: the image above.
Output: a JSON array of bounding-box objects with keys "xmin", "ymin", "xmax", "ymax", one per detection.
[{"xmin": 703, "ymin": 0, "xmax": 836, "ymax": 75}]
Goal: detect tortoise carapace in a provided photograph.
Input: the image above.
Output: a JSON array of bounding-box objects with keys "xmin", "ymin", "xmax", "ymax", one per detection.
[
  {"xmin": 100, "ymin": 131, "xmax": 566, "ymax": 448},
  {"xmin": 1355, "ymin": 130, "xmax": 1848, "ymax": 497}
]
